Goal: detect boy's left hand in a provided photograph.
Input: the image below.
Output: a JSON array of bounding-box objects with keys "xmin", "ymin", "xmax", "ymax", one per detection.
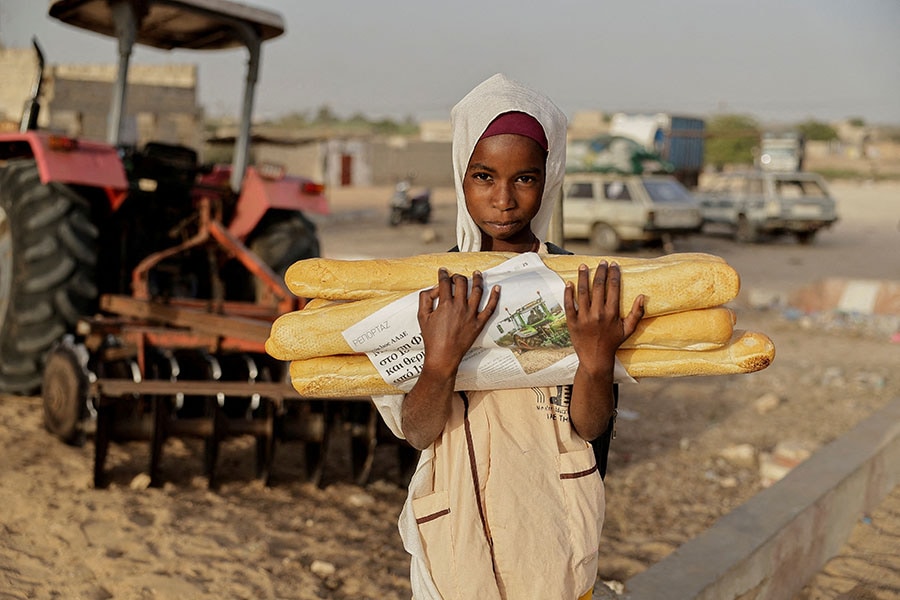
[{"xmin": 563, "ymin": 261, "xmax": 644, "ymax": 374}]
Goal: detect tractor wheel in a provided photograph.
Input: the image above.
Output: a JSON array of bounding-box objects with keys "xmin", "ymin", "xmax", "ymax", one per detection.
[
  {"xmin": 0, "ymin": 160, "xmax": 98, "ymax": 394},
  {"xmin": 589, "ymin": 223, "xmax": 620, "ymax": 254},
  {"xmin": 41, "ymin": 337, "xmax": 90, "ymax": 445},
  {"xmin": 223, "ymin": 211, "xmax": 320, "ymax": 302}
]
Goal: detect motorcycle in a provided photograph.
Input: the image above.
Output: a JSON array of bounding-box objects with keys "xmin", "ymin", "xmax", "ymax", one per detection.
[{"xmin": 388, "ymin": 180, "xmax": 432, "ymax": 226}]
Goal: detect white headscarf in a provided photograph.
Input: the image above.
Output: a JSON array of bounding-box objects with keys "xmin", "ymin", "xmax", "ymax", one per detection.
[{"xmin": 451, "ymin": 73, "xmax": 568, "ymax": 252}]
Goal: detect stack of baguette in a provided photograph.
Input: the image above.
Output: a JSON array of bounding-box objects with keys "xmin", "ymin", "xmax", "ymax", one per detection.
[{"xmin": 266, "ymin": 252, "xmax": 775, "ymax": 398}]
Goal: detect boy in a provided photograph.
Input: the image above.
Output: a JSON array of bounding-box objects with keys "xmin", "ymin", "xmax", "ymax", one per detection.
[{"xmin": 374, "ymin": 74, "xmax": 644, "ymax": 600}]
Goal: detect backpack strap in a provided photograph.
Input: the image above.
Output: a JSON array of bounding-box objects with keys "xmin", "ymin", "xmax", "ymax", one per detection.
[{"xmin": 593, "ymin": 385, "xmax": 619, "ymax": 480}]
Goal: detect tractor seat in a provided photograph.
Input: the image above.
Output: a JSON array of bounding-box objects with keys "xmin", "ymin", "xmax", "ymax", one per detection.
[{"xmin": 130, "ymin": 142, "xmax": 199, "ymax": 189}]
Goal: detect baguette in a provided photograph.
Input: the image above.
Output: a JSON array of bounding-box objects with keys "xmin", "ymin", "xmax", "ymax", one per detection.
[
  {"xmin": 267, "ymin": 304, "xmax": 736, "ymax": 362},
  {"xmin": 287, "ymin": 330, "xmax": 775, "ymax": 398},
  {"xmin": 285, "ymin": 252, "xmax": 737, "ymax": 302},
  {"xmin": 303, "ymin": 297, "xmax": 345, "ymax": 310},
  {"xmin": 627, "ymin": 307, "xmax": 736, "ymax": 351},
  {"xmin": 617, "ymin": 329, "xmax": 775, "ymax": 378},
  {"xmin": 268, "ymin": 254, "xmax": 740, "ymax": 360},
  {"xmin": 267, "ymin": 293, "xmax": 401, "ymax": 360}
]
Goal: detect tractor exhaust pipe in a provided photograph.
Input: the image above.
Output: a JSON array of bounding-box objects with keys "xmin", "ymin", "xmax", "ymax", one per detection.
[{"xmin": 19, "ymin": 38, "xmax": 45, "ymax": 133}]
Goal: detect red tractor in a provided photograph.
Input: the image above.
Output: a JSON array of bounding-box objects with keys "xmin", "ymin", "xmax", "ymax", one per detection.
[{"xmin": 0, "ymin": 0, "xmax": 334, "ymax": 486}]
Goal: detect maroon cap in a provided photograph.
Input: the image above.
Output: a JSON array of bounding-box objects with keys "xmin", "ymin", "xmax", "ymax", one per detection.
[{"xmin": 478, "ymin": 111, "xmax": 548, "ymax": 151}]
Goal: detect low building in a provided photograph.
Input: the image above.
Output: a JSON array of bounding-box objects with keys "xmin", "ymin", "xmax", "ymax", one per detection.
[{"xmin": 0, "ymin": 46, "xmax": 202, "ymax": 150}]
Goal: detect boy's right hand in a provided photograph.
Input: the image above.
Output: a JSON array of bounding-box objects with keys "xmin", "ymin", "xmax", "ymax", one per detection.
[{"xmin": 417, "ymin": 268, "xmax": 500, "ymax": 377}]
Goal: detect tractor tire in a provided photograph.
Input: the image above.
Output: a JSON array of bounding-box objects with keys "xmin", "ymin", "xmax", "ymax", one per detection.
[
  {"xmin": 0, "ymin": 160, "xmax": 98, "ymax": 395},
  {"xmin": 41, "ymin": 337, "xmax": 90, "ymax": 445},
  {"xmin": 248, "ymin": 211, "xmax": 320, "ymax": 301}
]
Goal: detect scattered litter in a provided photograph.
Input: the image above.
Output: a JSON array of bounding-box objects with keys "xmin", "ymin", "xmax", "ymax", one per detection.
[
  {"xmin": 754, "ymin": 392, "xmax": 781, "ymax": 415},
  {"xmin": 310, "ymin": 560, "xmax": 337, "ymax": 578},
  {"xmin": 776, "ymin": 306, "xmax": 900, "ymax": 340},
  {"xmin": 759, "ymin": 440, "xmax": 816, "ymax": 487},
  {"xmin": 129, "ymin": 473, "xmax": 152, "ymax": 490},
  {"xmin": 719, "ymin": 444, "xmax": 758, "ymax": 469}
]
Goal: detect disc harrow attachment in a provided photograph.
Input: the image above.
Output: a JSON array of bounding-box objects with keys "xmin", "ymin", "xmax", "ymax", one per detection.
[{"xmin": 42, "ymin": 294, "xmax": 415, "ymax": 489}]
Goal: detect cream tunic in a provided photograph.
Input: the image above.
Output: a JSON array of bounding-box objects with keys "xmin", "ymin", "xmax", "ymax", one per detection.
[{"xmin": 374, "ymin": 387, "xmax": 604, "ymax": 600}]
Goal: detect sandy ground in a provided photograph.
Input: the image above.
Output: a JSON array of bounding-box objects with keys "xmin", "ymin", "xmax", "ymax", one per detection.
[{"xmin": 1, "ymin": 180, "xmax": 898, "ymax": 599}]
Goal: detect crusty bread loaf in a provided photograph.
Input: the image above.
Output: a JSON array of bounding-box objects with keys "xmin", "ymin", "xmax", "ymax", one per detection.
[
  {"xmin": 268, "ymin": 253, "xmax": 740, "ymax": 360},
  {"xmin": 267, "ymin": 293, "xmax": 400, "ymax": 360},
  {"xmin": 617, "ymin": 329, "xmax": 775, "ymax": 378},
  {"xmin": 267, "ymin": 304, "xmax": 736, "ymax": 362},
  {"xmin": 285, "ymin": 252, "xmax": 737, "ymax": 304},
  {"xmin": 626, "ymin": 307, "xmax": 736, "ymax": 351},
  {"xmin": 303, "ymin": 298, "xmax": 346, "ymax": 310},
  {"xmin": 286, "ymin": 330, "xmax": 775, "ymax": 398}
]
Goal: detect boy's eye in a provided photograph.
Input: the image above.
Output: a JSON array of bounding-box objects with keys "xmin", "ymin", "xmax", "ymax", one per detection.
[{"xmin": 472, "ymin": 172, "xmax": 491, "ymax": 181}]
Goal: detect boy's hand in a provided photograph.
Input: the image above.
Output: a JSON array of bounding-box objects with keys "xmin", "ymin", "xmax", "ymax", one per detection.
[
  {"xmin": 563, "ymin": 261, "xmax": 644, "ymax": 375},
  {"xmin": 417, "ymin": 269, "xmax": 500, "ymax": 377}
]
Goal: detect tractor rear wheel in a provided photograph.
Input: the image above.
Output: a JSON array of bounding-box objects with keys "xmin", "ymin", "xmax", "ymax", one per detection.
[
  {"xmin": 224, "ymin": 210, "xmax": 320, "ymax": 302},
  {"xmin": 0, "ymin": 160, "xmax": 98, "ymax": 394},
  {"xmin": 249, "ymin": 211, "xmax": 320, "ymax": 297}
]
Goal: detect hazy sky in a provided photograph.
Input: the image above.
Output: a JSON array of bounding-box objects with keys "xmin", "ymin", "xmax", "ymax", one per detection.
[{"xmin": 1, "ymin": 0, "xmax": 898, "ymax": 125}]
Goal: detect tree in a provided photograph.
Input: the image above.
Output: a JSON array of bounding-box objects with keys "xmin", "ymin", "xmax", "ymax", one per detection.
[
  {"xmin": 796, "ymin": 120, "xmax": 838, "ymax": 141},
  {"xmin": 313, "ymin": 105, "xmax": 338, "ymax": 125},
  {"xmin": 706, "ymin": 114, "xmax": 760, "ymax": 170},
  {"xmin": 271, "ymin": 111, "xmax": 309, "ymax": 128}
]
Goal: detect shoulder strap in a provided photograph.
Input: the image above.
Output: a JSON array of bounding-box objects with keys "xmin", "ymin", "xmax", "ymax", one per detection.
[
  {"xmin": 593, "ymin": 384, "xmax": 619, "ymax": 480},
  {"xmin": 544, "ymin": 241, "xmax": 572, "ymax": 255}
]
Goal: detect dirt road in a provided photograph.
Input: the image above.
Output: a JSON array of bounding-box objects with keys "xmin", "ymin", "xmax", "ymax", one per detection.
[{"xmin": 1, "ymin": 180, "xmax": 897, "ymax": 599}]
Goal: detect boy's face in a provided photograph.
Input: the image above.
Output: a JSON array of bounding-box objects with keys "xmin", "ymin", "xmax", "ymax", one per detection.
[{"xmin": 463, "ymin": 133, "xmax": 547, "ymax": 251}]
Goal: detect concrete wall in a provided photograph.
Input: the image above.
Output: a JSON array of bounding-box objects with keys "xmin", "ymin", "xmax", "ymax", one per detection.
[
  {"xmin": 46, "ymin": 63, "xmax": 201, "ymax": 148},
  {"xmin": 47, "ymin": 77, "xmax": 201, "ymax": 147},
  {"xmin": 621, "ymin": 398, "xmax": 900, "ymax": 600},
  {"xmin": 369, "ymin": 137, "xmax": 453, "ymax": 187},
  {"xmin": 255, "ymin": 140, "xmax": 327, "ymax": 182},
  {"xmin": 215, "ymin": 136, "xmax": 452, "ymax": 188},
  {"xmin": 805, "ymin": 139, "xmax": 900, "ymax": 176},
  {"xmin": 0, "ymin": 48, "xmax": 40, "ymax": 127}
]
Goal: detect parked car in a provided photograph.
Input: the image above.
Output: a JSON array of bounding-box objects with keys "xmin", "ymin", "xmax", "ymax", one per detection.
[
  {"xmin": 562, "ymin": 173, "xmax": 703, "ymax": 252},
  {"xmin": 696, "ymin": 171, "xmax": 838, "ymax": 244}
]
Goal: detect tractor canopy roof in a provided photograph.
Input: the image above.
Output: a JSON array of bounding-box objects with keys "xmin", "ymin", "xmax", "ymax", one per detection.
[{"xmin": 48, "ymin": 0, "xmax": 284, "ymax": 50}]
